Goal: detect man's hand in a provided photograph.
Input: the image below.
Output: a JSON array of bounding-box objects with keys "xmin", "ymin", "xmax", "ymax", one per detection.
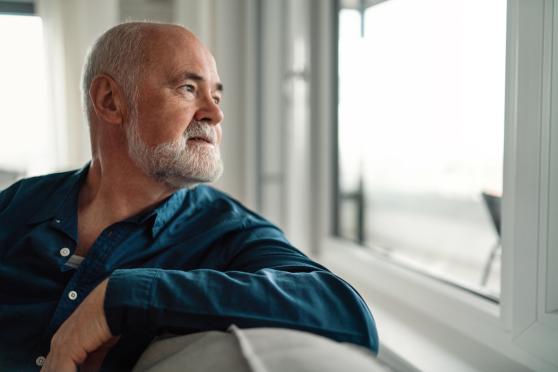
[{"xmin": 41, "ymin": 278, "xmax": 120, "ymax": 372}]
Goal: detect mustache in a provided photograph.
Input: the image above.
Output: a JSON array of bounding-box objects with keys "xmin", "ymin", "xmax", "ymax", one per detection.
[{"xmin": 184, "ymin": 121, "xmax": 217, "ymax": 144}]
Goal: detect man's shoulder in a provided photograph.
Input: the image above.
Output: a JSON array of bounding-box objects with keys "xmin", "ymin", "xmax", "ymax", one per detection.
[
  {"xmin": 189, "ymin": 185, "xmax": 249, "ymax": 213},
  {"xmin": 185, "ymin": 185, "xmax": 288, "ymax": 244},
  {"xmin": 0, "ymin": 169, "xmax": 78, "ymax": 214},
  {"xmin": 188, "ymin": 185, "xmax": 270, "ymax": 225},
  {"xmin": 4, "ymin": 169, "xmax": 76, "ymax": 196}
]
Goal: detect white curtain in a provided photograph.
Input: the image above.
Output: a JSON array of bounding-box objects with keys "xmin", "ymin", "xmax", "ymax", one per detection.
[{"xmin": 36, "ymin": 0, "xmax": 118, "ymax": 171}]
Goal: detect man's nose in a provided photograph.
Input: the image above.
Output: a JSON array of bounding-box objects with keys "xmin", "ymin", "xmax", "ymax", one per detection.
[{"xmin": 194, "ymin": 95, "xmax": 224, "ymax": 125}]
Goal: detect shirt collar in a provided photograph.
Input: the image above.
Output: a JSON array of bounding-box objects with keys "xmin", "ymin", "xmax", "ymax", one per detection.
[
  {"xmin": 27, "ymin": 163, "xmax": 189, "ymax": 239},
  {"xmin": 150, "ymin": 188, "xmax": 188, "ymax": 237},
  {"xmin": 108, "ymin": 187, "xmax": 188, "ymax": 238},
  {"xmin": 28, "ymin": 164, "xmax": 89, "ymax": 227}
]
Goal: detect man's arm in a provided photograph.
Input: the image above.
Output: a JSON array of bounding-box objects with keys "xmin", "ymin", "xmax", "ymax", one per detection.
[
  {"xmin": 105, "ymin": 268, "xmax": 376, "ymax": 347},
  {"xmin": 44, "ymin": 222, "xmax": 378, "ymax": 370},
  {"xmin": 103, "ymin": 223, "xmax": 377, "ymax": 349}
]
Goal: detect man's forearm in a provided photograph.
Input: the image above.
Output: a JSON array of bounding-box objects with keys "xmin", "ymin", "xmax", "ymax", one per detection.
[{"xmin": 104, "ymin": 267, "xmax": 379, "ymax": 352}]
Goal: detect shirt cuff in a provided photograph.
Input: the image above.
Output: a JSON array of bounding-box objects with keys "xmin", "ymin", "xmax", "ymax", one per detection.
[{"xmin": 104, "ymin": 268, "xmax": 158, "ymax": 335}]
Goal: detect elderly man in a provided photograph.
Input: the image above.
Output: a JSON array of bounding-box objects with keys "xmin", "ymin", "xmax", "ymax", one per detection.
[{"xmin": 0, "ymin": 22, "xmax": 378, "ymax": 371}]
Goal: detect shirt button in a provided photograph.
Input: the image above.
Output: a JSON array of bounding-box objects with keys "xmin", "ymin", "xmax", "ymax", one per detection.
[
  {"xmin": 35, "ymin": 355, "xmax": 46, "ymax": 366},
  {"xmin": 59, "ymin": 247, "xmax": 70, "ymax": 257},
  {"xmin": 54, "ymin": 219, "xmax": 61, "ymax": 224},
  {"xmin": 68, "ymin": 290, "xmax": 78, "ymax": 300}
]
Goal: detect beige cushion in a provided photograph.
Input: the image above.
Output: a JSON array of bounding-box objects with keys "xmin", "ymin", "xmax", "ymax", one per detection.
[{"xmin": 133, "ymin": 326, "xmax": 387, "ymax": 372}]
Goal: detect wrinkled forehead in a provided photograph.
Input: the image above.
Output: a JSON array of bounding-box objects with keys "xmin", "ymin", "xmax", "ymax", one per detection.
[{"xmin": 141, "ymin": 25, "xmax": 221, "ymax": 84}]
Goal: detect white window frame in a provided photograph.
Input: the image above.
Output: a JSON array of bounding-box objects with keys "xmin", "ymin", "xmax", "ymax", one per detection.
[{"xmin": 306, "ymin": 0, "xmax": 558, "ymax": 370}]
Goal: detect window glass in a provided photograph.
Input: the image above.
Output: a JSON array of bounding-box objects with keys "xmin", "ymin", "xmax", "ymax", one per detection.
[
  {"xmin": 336, "ymin": 0, "xmax": 506, "ymax": 300},
  {"xmin": 0, "ymin": 15, "xmax": 51, "ymax": 188}
]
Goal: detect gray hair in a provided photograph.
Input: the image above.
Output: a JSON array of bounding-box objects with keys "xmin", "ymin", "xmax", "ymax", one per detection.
[{"xmin": 81, "ymin": 22, "xmax": 148, "ymax": 125}]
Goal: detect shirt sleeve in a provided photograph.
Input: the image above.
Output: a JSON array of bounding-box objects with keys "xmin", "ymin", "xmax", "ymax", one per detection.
[{"xmin": 104, "ymin": 220, "xmax": 379, "ymax": 353}]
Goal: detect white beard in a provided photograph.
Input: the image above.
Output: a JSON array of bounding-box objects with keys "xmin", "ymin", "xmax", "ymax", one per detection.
[{"xmin": 126, "ymin": 114, "xmax": 223, "ymax": 189}]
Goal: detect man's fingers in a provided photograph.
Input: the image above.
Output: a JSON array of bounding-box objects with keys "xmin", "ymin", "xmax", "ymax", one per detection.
[
  {"xmin": 81, "ymin": 347, "xmax": 110, "ymax": 372},
  {"xmin": 40, "ymin": 353, "xmax": 77, "ymax": 372},
  {"xmin": 42, "ymin": 335, "xmax": 120, "ymax": 372},
  {"xmin": 41, "ymin": 349, "xmax": 73, "ymax": 372},
  {"xmin": 81, "ymin": 336, "xmax": 121, "ymax": 372}
]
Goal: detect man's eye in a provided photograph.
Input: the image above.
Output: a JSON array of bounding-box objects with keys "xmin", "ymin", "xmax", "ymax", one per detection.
[{"xmin": 182, "ymin": 84, "xmax": 196, "ymax": 93}]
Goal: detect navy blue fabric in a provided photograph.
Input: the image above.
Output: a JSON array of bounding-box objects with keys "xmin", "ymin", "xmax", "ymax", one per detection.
[{"xmin": 0, "ymin": 165, "xmax": 378, "ymax": 371}]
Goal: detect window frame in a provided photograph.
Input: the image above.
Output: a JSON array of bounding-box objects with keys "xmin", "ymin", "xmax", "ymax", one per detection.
[{"xmin": 308, "ymin": 0, "xmax": 558, "ymax": 369}]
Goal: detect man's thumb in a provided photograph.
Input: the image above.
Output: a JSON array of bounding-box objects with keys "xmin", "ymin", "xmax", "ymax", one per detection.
[{"xmin": 81, "ymin": 336, "xmax": 120, "ymax": 372}]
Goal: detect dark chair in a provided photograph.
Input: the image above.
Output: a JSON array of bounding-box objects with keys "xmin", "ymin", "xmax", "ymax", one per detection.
[{"xmin": 480, "ymin": 192, "xmax": 501, "ymax": 286}]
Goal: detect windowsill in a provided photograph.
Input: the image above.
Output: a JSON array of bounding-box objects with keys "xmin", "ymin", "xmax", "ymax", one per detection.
[
  {"xmin": 316, "ymin": 239, "xmax": 550, "ymax": 372},
  {"xmin": 357, "ymin": 291, "xmax": 526, "ymax": 372}
]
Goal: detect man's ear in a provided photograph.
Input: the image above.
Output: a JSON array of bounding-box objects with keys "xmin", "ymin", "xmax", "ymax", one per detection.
[{"xmin": 89, "ymin": 74, "xmax": 127, "ymax": 125}]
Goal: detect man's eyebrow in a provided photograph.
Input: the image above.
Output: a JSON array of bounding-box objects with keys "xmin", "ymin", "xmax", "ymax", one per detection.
[{"xmin": 181, "ymin": 71, "xmax": 223, "ymax": 92}]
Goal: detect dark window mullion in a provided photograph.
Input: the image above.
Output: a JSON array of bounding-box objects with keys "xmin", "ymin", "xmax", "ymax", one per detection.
[{"xmin": 0, "ymin": 1, "xmax": 35, "ymax": 16}]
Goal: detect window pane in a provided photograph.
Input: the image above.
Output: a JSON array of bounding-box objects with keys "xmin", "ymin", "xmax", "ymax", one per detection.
[
  {"xmin": 0, "ymin": 15, "xmax": 52, "ymax": 187},
  {"xmin": 336, "ymin": 0, "xmax": 506, "ymax": 299}
]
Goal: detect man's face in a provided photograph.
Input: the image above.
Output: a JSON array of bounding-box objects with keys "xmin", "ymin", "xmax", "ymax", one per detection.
[{"xmin": 126, "ymin": 26, "xmax": 224, "ymax": 188}]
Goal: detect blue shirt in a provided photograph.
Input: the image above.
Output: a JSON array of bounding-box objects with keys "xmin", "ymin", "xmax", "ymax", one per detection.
[{"xmin": 0, "ymin": 165, "xmax": 378, "ymax": 371}]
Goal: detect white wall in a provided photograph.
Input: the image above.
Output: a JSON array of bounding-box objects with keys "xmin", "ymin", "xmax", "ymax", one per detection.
[{"xmin": 38, "ymin": 0, "xmax": 118, "ymax": 171}]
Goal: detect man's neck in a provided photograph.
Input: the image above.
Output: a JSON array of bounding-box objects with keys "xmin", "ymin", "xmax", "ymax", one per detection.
[{"xmin": 78, "ymin": 157, "xmax": 177, "ymax": 226}]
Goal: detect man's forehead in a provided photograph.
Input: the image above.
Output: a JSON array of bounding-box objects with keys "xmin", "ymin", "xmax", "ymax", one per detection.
[{"xmin": 143, "ymin": 25, "xmax": 221, "ymax": 87}]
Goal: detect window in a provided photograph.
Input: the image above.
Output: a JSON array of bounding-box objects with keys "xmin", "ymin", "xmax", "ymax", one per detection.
[
  {"xmin": 254, "ymin": 0, "xmax": 555, "ymax": 369},
  {"xmin": 0, "ymin": 13, "xmax": 53, "ymax": 187},
  {"xmin": 335, "ymin": 0, "xmax": 507, "ymax": 300},
  {"xmin": 313, "ymin": 0, "xmax": 558, "ymax": 369}
]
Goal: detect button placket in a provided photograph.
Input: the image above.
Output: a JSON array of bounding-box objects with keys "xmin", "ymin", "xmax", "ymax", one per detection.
[{"xmin": 46, "ymin": 223, "xmax": 121, "ymax": 338}]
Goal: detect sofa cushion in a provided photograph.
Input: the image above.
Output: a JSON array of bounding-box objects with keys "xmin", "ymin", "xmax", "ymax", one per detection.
[{"xmin": 133, "ymin": 326, "xmax": 387, "ymax": 372}]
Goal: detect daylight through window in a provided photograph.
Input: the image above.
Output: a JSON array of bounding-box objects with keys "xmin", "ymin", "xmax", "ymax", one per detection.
[{"xmin": 336, "ymin": 0, "xmax": 507, "ymax": 300}]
